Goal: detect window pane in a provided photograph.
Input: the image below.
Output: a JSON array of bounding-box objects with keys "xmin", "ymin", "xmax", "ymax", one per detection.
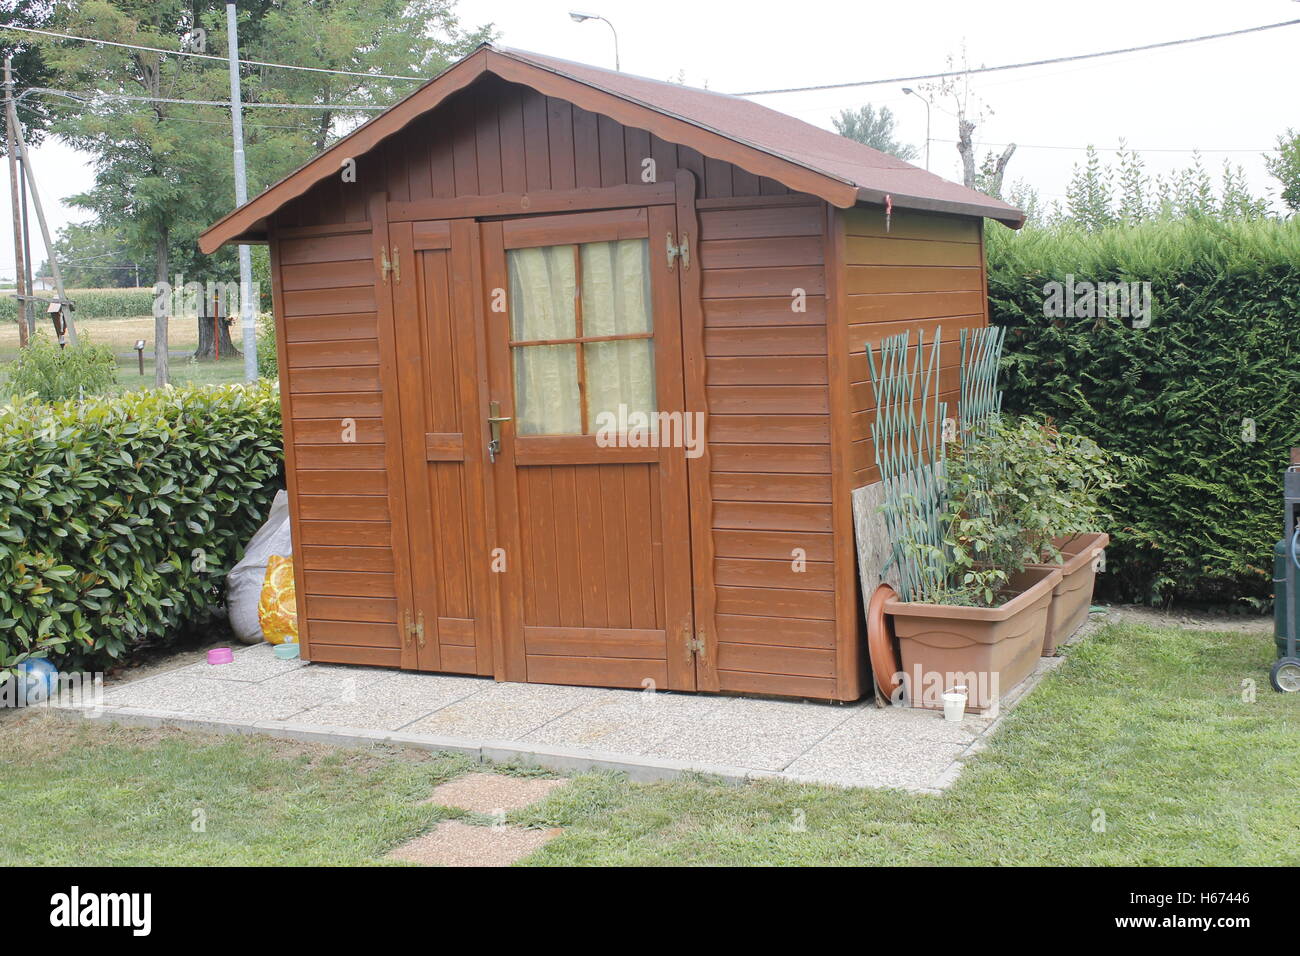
[
  {"xmin": 514, "ymin": 344, "xmax": 581, "ymax": 435},
  {"xmin": 507, "ymin": 245, "xmax": 577, "ymax": 341},
  {"xmin": 585, "ymin": 339, "xmax": 657, "ymax": 431},
  {"xmin": 580, "ymin": 239, "xmax": 652, "ymax": 336}
]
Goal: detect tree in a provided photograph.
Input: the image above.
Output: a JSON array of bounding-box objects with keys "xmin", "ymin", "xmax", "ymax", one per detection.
[
  {"xmin": 35, "ymin": 0, "xmax": 490, "ymax": 383},
  {"xmin": 0, "ymin": 0, "xmax": 58, "ymax": 154},
  {"xmin": 832, "ymin": 104, "xmax": 918, "ymax": 161},
  {"xmin": 1065, "ymin": 146, "xmax": 1114, "ymax": 231},
  {"xmin": 920, "ymin": 49, "xmax": 1014, "ymax": 192},
  {"xmin": 52, "ymin": 222, "xmax": 143, "ymax": 287},
  {"xmin": 1265, "ymin": 129, "xmax": 1300, "ymax": 213}
]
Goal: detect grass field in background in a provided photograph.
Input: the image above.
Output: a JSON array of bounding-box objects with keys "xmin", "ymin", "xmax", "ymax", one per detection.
[
  {"xmin": 1, "ymin": 316, "xmax": 257, "ymax": 393},
  {"xmin": 2, "ymin": 621, "xmax": 1295, "ymax": 866}
]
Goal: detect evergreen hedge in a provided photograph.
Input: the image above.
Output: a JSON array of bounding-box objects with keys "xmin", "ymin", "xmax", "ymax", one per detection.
[
  {"xmin": 986, "ymin": 217, "xmax": 1300, "ymax": 603},
  {"xmin": 0, "ymin": 382, "xmax": 282, "ymax": 675}
]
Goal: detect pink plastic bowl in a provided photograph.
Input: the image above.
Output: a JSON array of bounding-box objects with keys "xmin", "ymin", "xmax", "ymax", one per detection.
[{"xmin": 207, "ymin": 647, "xmax": 234, "ymax": 666}]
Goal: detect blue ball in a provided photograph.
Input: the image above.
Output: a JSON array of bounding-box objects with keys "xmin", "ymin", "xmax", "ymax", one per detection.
[{"xmin": 13, "ymin": 659, "xmax": 59, "ymax": 706}]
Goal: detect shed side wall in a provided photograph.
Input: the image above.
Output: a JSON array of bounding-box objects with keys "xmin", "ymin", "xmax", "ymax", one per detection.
[{"xmin": 838, "ymin": 206, "xmax": 988, "ymax": 489}]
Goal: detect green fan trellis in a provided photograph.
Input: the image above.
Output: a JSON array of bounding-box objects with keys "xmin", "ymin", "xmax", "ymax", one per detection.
[{"xmin": 868, "ymin": 325, "xmax": 1007, "ymax": 604}]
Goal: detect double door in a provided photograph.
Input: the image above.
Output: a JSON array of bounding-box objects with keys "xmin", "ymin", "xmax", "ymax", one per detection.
[{"xmin": 377, "ymin": 185, "xmax": 715, "ymax": 691}]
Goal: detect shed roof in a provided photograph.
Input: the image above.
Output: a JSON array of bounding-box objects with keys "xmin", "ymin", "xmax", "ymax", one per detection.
[{"xmin": 200, "ymin": 44, "xmax": 1022, "ymax": 252}]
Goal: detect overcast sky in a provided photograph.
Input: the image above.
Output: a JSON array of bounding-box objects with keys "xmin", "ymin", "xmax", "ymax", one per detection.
[{"xmin": 4, "ymin": 0, "xmax": 1297, "ymax": 282}]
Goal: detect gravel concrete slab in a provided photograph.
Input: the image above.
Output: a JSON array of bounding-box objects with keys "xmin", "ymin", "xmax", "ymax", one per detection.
[
  {"xmin": 402, "ymin": 681, "xmax": 608, "ymax": 739},
  {"xmin": 67, "ymin": 626, "xmax": 1091, "ymax": 791},
  {"xmin": 780, "ymin": 714, "xmax": 972, "ymax": 790},
  {"xmin": 646, "ymin": 696, "xmax": 857, "ymax": 771},
  {"xmin": 388, "ymin": 821, "xmax": 559, "ymax": 866},
  {"xmin": 520, "ymin": 689, "xmax": 726, "ymax": 753},
  {"xmin": 288, "ymin": 672, "xmax": 482, "ymax": 731},
  {"xmin": 426, "ymin": 772, "xmax": 567, "ymax": 813},
  {"xmin": 170, "ymin": 642, "xmax": 308, "ymax": 683}
]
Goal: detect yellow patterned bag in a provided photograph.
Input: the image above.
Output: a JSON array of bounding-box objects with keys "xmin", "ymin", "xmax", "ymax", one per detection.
[{"xmin": 258, "ymin": 554, "xmax": 298, "ymax": 645}]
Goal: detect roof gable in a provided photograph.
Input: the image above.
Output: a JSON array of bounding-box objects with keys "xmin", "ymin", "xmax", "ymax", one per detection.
[{"xmin": 200, "ymin": 45, "xmax": 1021, "ymax": 253}]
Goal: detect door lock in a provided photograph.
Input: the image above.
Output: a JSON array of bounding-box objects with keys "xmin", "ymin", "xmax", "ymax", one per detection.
[{"xmin": 487, "ymin": 400, "xmax": 512, "ymax": 463}]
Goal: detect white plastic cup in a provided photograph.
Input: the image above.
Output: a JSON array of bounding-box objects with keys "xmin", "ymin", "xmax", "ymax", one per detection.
[{"xmin": 942, "ymin": 690, "xmax": 967, "ymax": 722}]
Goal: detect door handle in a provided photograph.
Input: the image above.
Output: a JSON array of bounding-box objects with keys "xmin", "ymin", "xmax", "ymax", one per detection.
[{"xmin": 487, "ymin": 400, "xmax": 512, "ymax": 462}]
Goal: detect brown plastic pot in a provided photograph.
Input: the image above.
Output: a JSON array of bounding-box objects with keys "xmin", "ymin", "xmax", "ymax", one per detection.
[
  {"xmin": 1028, "ymin": 532, "xmax": 1109, "ymax": 656},
  {"xmin": 884, "ymin": 566, "xmax": 1061, "ymax": 714}
]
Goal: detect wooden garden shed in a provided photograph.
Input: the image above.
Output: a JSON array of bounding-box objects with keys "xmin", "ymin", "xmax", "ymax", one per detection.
[{"xmin": 200, "ymin": 44, "xmax": 1023, "ymax": 703}]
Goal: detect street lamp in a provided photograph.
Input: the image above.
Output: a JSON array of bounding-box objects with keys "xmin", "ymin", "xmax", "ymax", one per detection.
[
  {"xmin": 902, "ymin": 87, "xmax": 932, "ymax": 172},
  {"xmin": 569, "ymin": 10, "xmax": 620, "ymax": 71}
]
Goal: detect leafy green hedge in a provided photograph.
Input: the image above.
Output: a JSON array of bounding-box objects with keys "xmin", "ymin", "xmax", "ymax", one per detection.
[
  {"xmin": 0, "ymin": 287, "xmax": 155, "ymax": 321},
  {"xmin": 986, "ymin": 217, "xmax": 1300, "ymax": 603},
  {"xmin": 0, "ymin": 382, "xmax": 283, "ymax": 674}
]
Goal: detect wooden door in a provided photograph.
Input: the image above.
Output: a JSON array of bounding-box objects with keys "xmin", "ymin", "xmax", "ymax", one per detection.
[
  {"xmin": 482, "ymin": 205, "xmax": 697, "ymax": 690},
  {"xmin": 386, "ymin": 217, "xmax": 496, "ymax": 675}
]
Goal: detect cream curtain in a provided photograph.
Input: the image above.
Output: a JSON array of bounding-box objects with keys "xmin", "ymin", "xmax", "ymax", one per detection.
[
  {"xmin": 508, "ymin": 245, "xmax": 580, "ymax": 435},
  {"xmin": 506, "ymin": 238, "xmax": 655, "ymax": 435},
  {"xmin": 581, "ymin": 239, "xmax": 656, "ymax": 427}
]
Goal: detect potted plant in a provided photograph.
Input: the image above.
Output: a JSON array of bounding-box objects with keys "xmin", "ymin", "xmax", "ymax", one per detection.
[
  {"xmin": 881, "ymin": 424, "xmax": 1062, "ymax": 713},
  {"xmin": 882, "ymin": 414, "xmax": 1126, "ymax": 711},
  {"xmin": 959, "ymin": 416, "xmax": 1126, "ymax": 655}
]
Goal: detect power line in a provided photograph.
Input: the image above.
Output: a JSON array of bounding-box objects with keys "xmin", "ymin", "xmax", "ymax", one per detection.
[
  {"xmin": 932, "ymin": 138, "xmax": 1280, "ymax": 154},
  {"xmin": 34, "ymin": 91, "xmax": 323, "ymax": 131},
  {"xmin": 23, "ymin": 86, "xmax": 385, "ymax": 111},
  {"xmin": 732, "ymin": 18, "xmax": 1300, "ymax": 95},
  {"xmin": 0, "ymin": 22, "xmax": 425, "ymax": 81}
]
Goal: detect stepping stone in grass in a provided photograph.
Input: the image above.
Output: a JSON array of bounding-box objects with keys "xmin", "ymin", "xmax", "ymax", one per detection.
[
  {"xmin": 388, "ymin": 821, "xmax": 560, "ymax": 867},
  {"xmin": 425, "ymin": 772, "xmax": 567, "ymax": 813}
]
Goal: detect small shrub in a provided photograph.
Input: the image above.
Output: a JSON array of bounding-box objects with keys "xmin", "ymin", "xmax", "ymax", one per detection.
[
  {"xmin": 6, "ymin": 334, "xmax": 118, "ymax": 401},
  {"xmin": 0, "ymin": 382, "xmax": 283, "ymax": 674},
  {"xmin": 256, "ymin": 312, "xmax": 278, "ymax": 379}
]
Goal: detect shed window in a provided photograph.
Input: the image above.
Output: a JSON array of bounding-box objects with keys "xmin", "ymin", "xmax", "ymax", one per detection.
[{"xmin": 507, "ymin": 239, "xmax": 656, "ymax": 435}]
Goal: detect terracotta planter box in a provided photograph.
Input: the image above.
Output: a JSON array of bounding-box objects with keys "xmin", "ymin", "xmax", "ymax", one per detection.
[
  {"xmin": 885, "ymin": 566, "xmax": 1061, "ymax": 714},
  {"xmin": 1029, "ymin": 532, "xmax": 1110, "ymax": 656}
]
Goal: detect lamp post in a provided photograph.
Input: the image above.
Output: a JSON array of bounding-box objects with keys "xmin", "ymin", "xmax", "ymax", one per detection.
[
  {"xmin": 902, "ymin": 87, "xmax": 932, "ymax": 171},
  {"xmin": 569, "ymin": 10, "xmax": 620, "ymax": 71}
]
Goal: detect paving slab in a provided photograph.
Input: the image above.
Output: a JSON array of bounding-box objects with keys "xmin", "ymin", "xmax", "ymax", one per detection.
[
  {"xmin": 402, "ymin": 681, "xmax": 609, "ymax": 740},
  {"xmin": 59, "ymin": 624, "xmax": 1098, "ymax": 791},
  {"xmin": 286, "ymin": 672, "xmax": 484, "ymax": 731},
  {"xmin": 426, "ymin": 772, "xmax": 567, "ymax": 813},
  {"xmin": 167, "ymin": 642, "xmax": 309, "ymax": 683},
  {"xmin": 388, "ymin": 821, "xmax": 559, "ymax": 866}
]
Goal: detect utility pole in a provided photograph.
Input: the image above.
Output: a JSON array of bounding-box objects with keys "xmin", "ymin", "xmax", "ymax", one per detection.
[
  {"xmin": 20, "ymin": 157, "xmax": 32, "ymax": 336},
  {"xmin": 226, "ymin": 1, "xmax": 257, "ymax": 381},
  {"xmin": 4, "ymin": 57, "xmax": 29, "ymax": 347},
  {"xmin": 6, "ymin": 74, "xmax": 76, "ymax": 346}
]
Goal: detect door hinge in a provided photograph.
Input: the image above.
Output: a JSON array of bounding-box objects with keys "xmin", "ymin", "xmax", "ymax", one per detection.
[
  {"xmin": 666, "ymin": 231, "xmax": 690, "ymax": 271},
  {"xmin": 683, "ymin": 625, "xmax": 706, "ymax": 658},
  {"xmin": 380, "ymin": 245, "xmax": 401, "ymax": 283},
  {"xmin": 404, "ymin": 610, "xmax": 426, "ymax": 648}
]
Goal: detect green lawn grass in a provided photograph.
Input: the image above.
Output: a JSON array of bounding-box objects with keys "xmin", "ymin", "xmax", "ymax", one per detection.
[{"xmin": 2, "ymin": 620, "xmax": 1296, "ymax": 866}]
